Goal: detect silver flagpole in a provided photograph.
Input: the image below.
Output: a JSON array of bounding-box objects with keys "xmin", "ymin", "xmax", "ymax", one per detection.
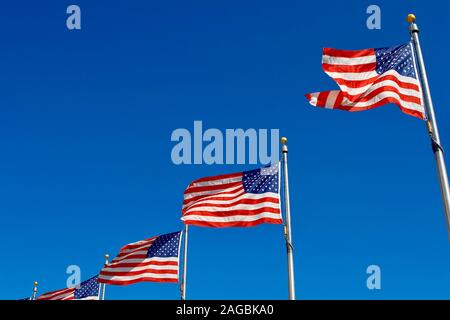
[
  {"xmin": 31, "ymin": 281, "xmax": 38, "ymax": 300},
  {"xmin": 181, "ymin": 224, "xmax": 189, "ymax": 300},
  {"xmin": 281, "ymin": 137, "xmax": 296, "ymax": 300},
  {"xmin": 408, "ymin": 14, "xmax": 450, "ymax": 237},
  {"xmin": 100, "ymin": 254, "xmax": 109, "ymax": 300}
]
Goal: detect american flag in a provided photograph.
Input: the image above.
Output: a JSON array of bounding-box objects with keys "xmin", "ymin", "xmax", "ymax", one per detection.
[
  {"xmin": 182, "ymin": 163, "xmax": 282, "ymax": 228},
  {"xmin": 37, "ymin": 276, "xmax": 100, "ymax": 300},
  {"xmin": 98, "ymin": 231, "xmax": 182, "ymax": 285},
  {"xmin": 306, "ymin": 43, "xmax": 425, "ymax": 119}
]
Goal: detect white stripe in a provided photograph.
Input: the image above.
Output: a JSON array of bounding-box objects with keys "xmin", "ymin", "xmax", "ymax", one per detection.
[
  {"xmin": 184, "ymin": 192, "xmax": 280, "ymax": 209},
  {"xmin": 325, "ymin": 91, "xmax": 339, "ymax": 109},
  {"xmin": 325, "ymin": 70, "xmax": 378, "ymax": 81},
  {"xmin": 77, "ymin": 296, "xmax": 99, "ymax": 300},
  {"xmin": 183, "ymin": 192, "xmax": 274, "ymax": 212},
  {"xmin": 322, "ymin": 54, "xmax": 376, "ymax": 65},
  {"xmin": 339, "ymin": 78, "xmax": 421, "ymax": 98},
  {"xmin": 38, "ymin": 288, "xmax": 72, "ymax": 299},
  {"xmin": 103, "ymin": 265, "xmax": 179, "ymax": 272},
  {"xmin": 184, "ymin": 199, "xmax": 280, "ymax": 214},
  {"xmin": 184, "ymin": 188, "xmax": 245, "ymax": 208},
  {"xmin": 108, "ymin": 257, "xmax": 179, "ymax": 265},
  {"xmin": 182, "ymin": 212, "xmax": 282, "ymax": 223},
  {"xmin": 342, "ymin": 91, "xmax": 424, "ymax": 112},
  {"xmin": 112, "ymin": 249, "xmax": 149, "ymax": 262},
  {"xmin": 184, "ymin": 185, "xmax": 243, "ymax": 200},
  {"xmin": 380, "ymin": 70, "xmax": 420, "ymax": 85},
  {"xmin": 184, "ymin": 191, "xmax": 247, "ymax": 212},
  {"xmin": 99, "ymin": 273, "xmax": 178, "ymax": 281},
  {"xmin": 398, "ymin": 101, "xmax": 424, "ymax": 113},
  {"xmin": 183, "ymin": 184, "xmax": 243, "ymax": 200},
  {"xmin": 121, "ymin": 242, "xmax": 153, "ymax": 254},
  {"xmin": 120, "ymin": 239, "xmax": 155, "ymax": 252},
  {"xmin": 336, "ymin": 69, "xmax": 420, "ymax": 92},
  {"xmin": 41, "ymin": 291, "xmax": 74, "ymax": 300},
  {"xmin": 190, "ymin": 176, "xmax": 242, "ymax": 188}
]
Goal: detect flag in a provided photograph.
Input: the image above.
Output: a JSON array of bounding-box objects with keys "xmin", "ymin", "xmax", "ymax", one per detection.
[
  {"xmin": 182, "ymin": 163, "xmax": 282, "ymax": 227},
  {"xmin": 98, "ymin": 231, "xmax": 182, "ymax": 285},
  {"xmin": 305, "ymin": 43, "xmax": 425, "ymax": 119},
  {"xmin": 37, "ymin": 276, "xmax": 100, "ymax": 300}
]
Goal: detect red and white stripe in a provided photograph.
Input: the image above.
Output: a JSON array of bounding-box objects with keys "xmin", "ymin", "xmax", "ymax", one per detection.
[
  {"xmin": 37, "ymin": 288, "xmax": 75, "ymax": 300},
  {"xmin": 182, "ymin": 168, "xmax": 282, "ymax": 228},
  {"xmin": 306, "ymin": 46, "xmax": 425, "ymax": 119},
  {"xmin": 98, "ymin": 236, "xmax": 180, "ymax": 286}
]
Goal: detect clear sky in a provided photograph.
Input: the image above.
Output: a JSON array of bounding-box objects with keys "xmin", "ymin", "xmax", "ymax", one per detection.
[{"xmin": 1, "ymin": 0, "xmax": 450, "ymax": 300}]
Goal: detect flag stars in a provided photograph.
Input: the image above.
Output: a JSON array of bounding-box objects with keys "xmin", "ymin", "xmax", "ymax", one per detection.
[
  {"xmin": 243, "ymin": 165, "xmax": 279, "ymax": 194},
  {"xmin": 375, "ymin": 43, "xmax": 417, "ymax": 79},
  {"xmin": 147, "ymin": 232, "xmax": 181, "ymax": 258},
  {"xmin": 74, "ymin": 276, "xmax": 100, "ymax": 299}
]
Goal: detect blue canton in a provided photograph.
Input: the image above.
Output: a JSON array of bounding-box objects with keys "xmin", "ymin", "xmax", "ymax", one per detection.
[
  {"xmin": 147, "ymin": 231, "xmax": 181, "ymax": 258},
  {"xmin": 375, "ymin": 43, "xmax": 417, "ymax": 79},
  {"xmin": 242, "ymin": 164, "xmax": 279, "ymax": 194},
  {"xmin": 74, "ymin": 275, "xmax": 99, "ymax": 299}
]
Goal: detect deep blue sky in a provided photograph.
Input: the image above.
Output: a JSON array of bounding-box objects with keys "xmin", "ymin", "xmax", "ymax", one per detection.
[{"xmin": 1, "ymin": 1, "xmax": 450, "ymax": 300}]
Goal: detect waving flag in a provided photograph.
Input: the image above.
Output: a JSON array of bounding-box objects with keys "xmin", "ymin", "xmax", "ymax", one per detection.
[
  {"xmin": 182, "ymin": 163, "xmax": 282, "ymax": 227},
  {"xmin": 98, "ymin": 231, "xmax": 182, "ymax": 286},
  {"xmin": 306, "ymin": 43, "xmax": 425, "ymax": 119},
  {"xmin": 37, "ymin": 276, "xmax": 99, "ymax": 300}
]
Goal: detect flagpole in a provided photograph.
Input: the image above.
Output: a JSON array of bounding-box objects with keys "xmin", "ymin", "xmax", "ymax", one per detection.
[
  {"xmin": 281, "ymin": 137, "xmax": 296, "ymax": 300},
  {"xmin": 181, "ymin": 224, "xmax": 189, "ymax": 300},
  {"xmin": 31, "ymin": 281, "xmax": 38, "ymax": 300},
  {"xmin": 408, "ymin": 14, "xmax": 450, "ymax": 237},
  {"xmin": 100, "ymin": 254, "xmax": 109, "ymax": 300}
]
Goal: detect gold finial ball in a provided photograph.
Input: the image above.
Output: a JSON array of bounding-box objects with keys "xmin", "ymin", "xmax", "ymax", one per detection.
[
  {"xmin": 105, "ymin": 254, "xmax": 110, "ymax": 259},
  {"xmin": 34, "ymin": 281, "xmax": 38, "ymax": 286},
  {"xmin": 281, "ymin": 137, "xmax": 288, "ymax": 145},
  {"xmin": 407, "ymin": 14, "xmax": 416, "ymax": 23}
]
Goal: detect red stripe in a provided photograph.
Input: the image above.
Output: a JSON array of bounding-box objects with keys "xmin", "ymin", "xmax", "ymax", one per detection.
[
  {"xmin": 322, "ymin": 62, "xmax": 376, "ymax": 73},
  {"xmin": 344, "ymin": 86, "xmax": 421, "ymax": 105},
  {"xmin": 188, "ymin": 172, "xmax": 242, "ymax": 186},
  {"xmin": 333, "ymin": 74, "xmax": 420, "ymax": 90},
  {"xmin": 116, "ymin": 246, "xmax": 151, "ymax": 258},
  {"xmin": 183, "ymin": 190, "xmax": 246, "ymax": 211},
  {"xmin": 108, "ymin": 260, "xmax": 179, "ymax": 268},
  {"xmin": 100, "ymin": 269, "xmax": 178, "ymax": 277},
  {"xmin": 334, "ymin": 92, "xmax": 344, "ymax": 108},
  {"xmin": 397, "ymin": 105, "xmax": 426, "ymax": 119},
  {"xmin": 333, "ymin": 75, "xmax": 379, "ymax": 88},
  {"xmin": 184, "ymin": 181, "xmax": 242, "ymax": 195},
  {"xmin": 184, "ymin": 197, "xmax": 280, "ymax": 212},
  {"xmin": 183, "ymin": 187, "xmax": 245, "ymax": 207},
  {"xmin": 116, "ymin": 245, "xmax": 150, "ymax": 256},
  {"xmin": 323, "ymin": 48, "xmax": 375, "ymax": 58},
  {"xmin": 336, "ymin": 96, "xmax": 424, "ymax": 119},
  {"xmin": 184, "ymin": 206, "xmax": 281, "ymax": 217},
  {"xmin": 112, "ymin": 254, "xmax": 149, "ymax": 264},
  {"xmin": 98, "ymin": 277, "xmax": 178, "ymax": 285},
  {"xmin": 37, "ymin": 288, "xmax": 73, "ymax": 300},
  {"xmin": 119, "ymin": 238, "xmax": 156, "ymax": 251},
  {"xmin": 316, "ymin": 91, "xmax": 329, "ymax": 107},
  {"xmin": 184, "ymin": 217, "xmax": 283, "ymax": 228}
]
